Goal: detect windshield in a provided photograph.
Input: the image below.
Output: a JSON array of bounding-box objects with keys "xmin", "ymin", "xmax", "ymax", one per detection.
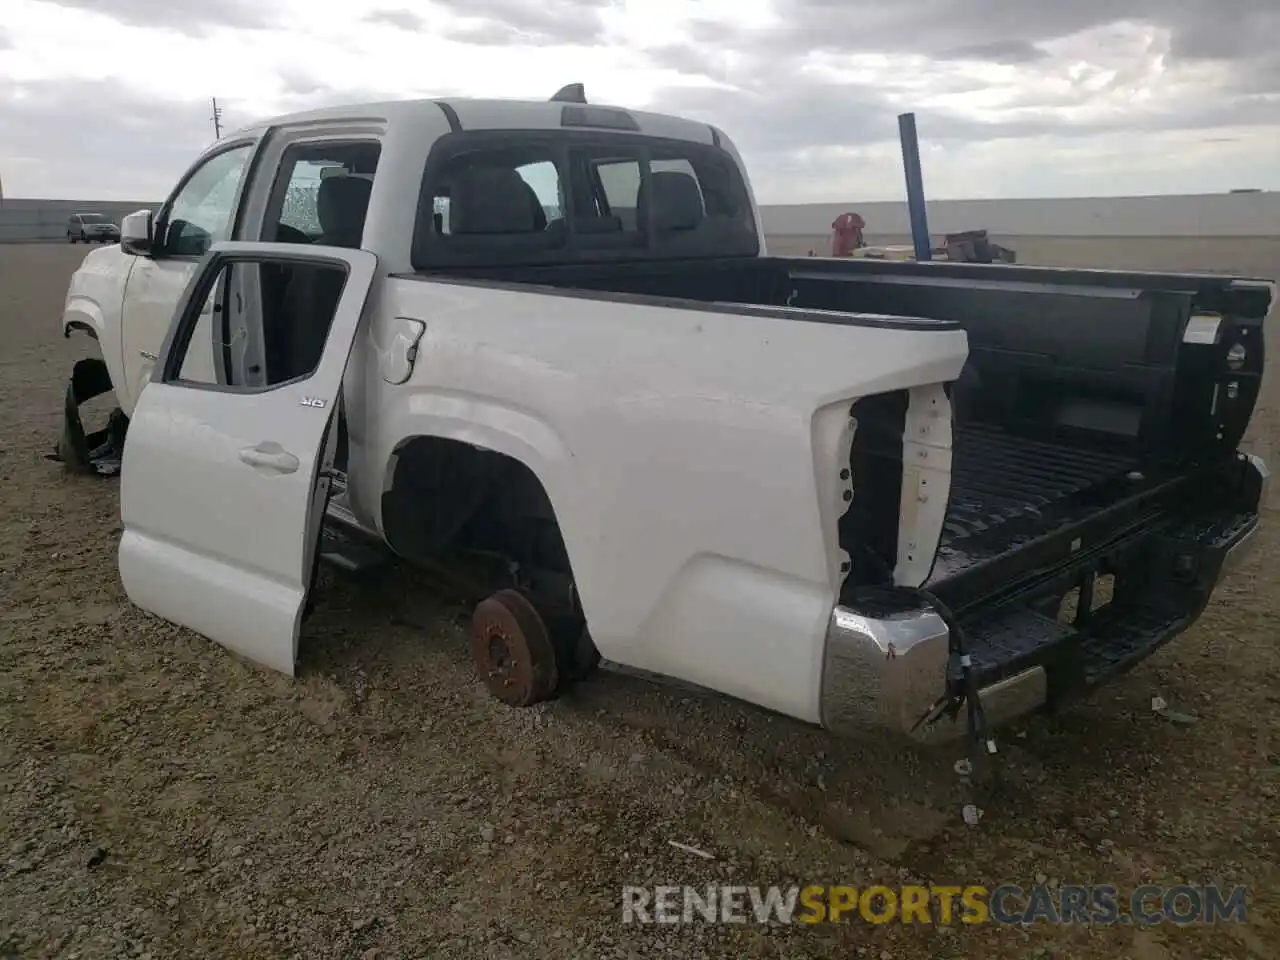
[
  {"xmin": 78, "ymin": 214, "xmax": 107, "ymax": 223},
  {"xmin": 413, "ymin": 130, "xmax": 758, "ymax": 269}
]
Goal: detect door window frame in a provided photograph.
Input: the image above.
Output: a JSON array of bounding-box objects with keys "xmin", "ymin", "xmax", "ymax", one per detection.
[
  {"xmin": 233, "ymin": 122, "xmax": 387, "ymax": 244},
  {"xmin": 155, "ymin": 246, "xmax": 359, "ymax": 396},
  {"xmin": 150, "ymin": 137, "xmax": 266, "ymax": 261},
  {"xmin": 259, "ymin": 137, "xmax": 384, "ymax": 244}
]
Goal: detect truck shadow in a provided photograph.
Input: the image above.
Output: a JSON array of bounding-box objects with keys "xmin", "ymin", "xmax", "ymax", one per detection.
[{"xmin": 297, "ymin": 560, "xmax": 1183, "ymax": 873}]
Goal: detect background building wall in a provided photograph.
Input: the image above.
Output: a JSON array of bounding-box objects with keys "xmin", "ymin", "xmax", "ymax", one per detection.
[
  {"xmin": 0, "ymin": 199, "xmax": 155, "ymax": 243},
  {"xmin": 758, "ymin": 191, "xmax": 1280, "ymax": 240},
  {"xmin": 3, "ymin": 191, "xmax": 1277, "ymax": 244}
]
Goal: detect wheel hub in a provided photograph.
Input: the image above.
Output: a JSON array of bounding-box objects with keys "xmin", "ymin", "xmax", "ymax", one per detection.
[{"xmin": 470, "ymin": 590, "xmax": 558, "ymax": 707}]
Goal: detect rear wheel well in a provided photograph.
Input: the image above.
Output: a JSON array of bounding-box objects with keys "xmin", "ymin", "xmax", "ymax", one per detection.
[{"xmin": 380, "ymin": 436, "xmax": 580, "ymax": 616}]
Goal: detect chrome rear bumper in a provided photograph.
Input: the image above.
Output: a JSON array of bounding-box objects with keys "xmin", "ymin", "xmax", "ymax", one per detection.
[{"xmin": 817, "ymin": 604, "xmax": 1049, "ymax": 743}]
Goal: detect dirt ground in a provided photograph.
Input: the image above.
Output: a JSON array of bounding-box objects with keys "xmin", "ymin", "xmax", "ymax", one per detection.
[{"xmin": 1, "ymin": 241, "xmax": 1277, "ymax": 960}]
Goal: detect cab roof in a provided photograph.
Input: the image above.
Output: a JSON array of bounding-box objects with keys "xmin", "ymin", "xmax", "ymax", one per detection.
[{"xmin": 225, "ymin": 97, "xmax": 722, "ymax": 149}]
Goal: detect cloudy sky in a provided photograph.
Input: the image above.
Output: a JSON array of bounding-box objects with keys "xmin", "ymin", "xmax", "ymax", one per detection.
[{"xmin": 0, "ymin": 0, "xmax": 1277, "ymax": 203}]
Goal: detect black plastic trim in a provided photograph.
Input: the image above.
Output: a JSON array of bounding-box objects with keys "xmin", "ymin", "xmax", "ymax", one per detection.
[
  {"xmin": 64, "ymin": 321, "xmax": 98, "ymax": 341},
  {"xmin": 560, "ymin": 105, "xmax": 640, "ymax": 131},
  {"xmin": 433, "ymin": 101, "xmax": 462, "ymax": 133},
  {"xmin": 777, "ymin": 256, "xmax": 1274, "ymax": 320}
]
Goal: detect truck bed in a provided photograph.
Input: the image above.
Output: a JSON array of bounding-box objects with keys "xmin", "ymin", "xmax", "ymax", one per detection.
[
  {"xmin": 414, "ymin": 252, "xmax": 1268, "ymax": 621},
  {"xmin": 931, "ymin": 424, "xmax": 1139, "ymax": 584}
]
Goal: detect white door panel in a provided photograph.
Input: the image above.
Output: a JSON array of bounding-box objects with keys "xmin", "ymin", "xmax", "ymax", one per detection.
[
  {"xmin": 118, "ymin": 242, "xmax": 378, "ymax": 675},
  {"xmin": 121, "ymin": 259, "xmax": 201, "ymax": 410}
]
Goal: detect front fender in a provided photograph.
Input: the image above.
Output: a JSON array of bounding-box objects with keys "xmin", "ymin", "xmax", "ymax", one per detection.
[
  {"xmin": 61, "ymin": 246, "xmax": 132, "ymax": 414},
  {"xmin": 63, "ymin": 295, "xmax": 107, "ymax": 340}
]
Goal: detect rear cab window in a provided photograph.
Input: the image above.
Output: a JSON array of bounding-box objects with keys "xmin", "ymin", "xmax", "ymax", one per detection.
[{"xmin": 412, "ymin": 128, "xmax": 758, "ymax": 269}]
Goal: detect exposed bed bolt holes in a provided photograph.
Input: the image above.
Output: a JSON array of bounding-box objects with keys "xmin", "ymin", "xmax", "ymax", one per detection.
[
  {"xmin": 840, "ymin": 561, "xmax": 850, "ymax": 573},
  {"xmin": 842, "ymin": 490, "xmax": 853, "ymax": 502},
  {"xmin": 839, "ymin": 468, "xmax": 850, "ymax": 480}
]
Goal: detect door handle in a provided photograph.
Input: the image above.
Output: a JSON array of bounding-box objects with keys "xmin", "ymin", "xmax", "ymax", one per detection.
[{"xmin": 238, "ymin": 444, "xmax": 300, "ymax": 474}]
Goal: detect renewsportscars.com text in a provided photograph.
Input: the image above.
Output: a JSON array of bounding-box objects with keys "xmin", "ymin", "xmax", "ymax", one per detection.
[{"xmin": 621, "ymin": 884, "xmax": 1248, "ymax": 926}]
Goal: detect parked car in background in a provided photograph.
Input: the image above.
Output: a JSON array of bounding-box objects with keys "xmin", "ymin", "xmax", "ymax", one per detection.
[{"xmin": 67, "ymin": 213, "xmax": 121, "ymax": 244}]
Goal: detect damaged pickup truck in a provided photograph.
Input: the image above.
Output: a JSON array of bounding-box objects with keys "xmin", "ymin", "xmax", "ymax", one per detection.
[{"xmin": 56, "ymin": 89, "xmax": 1270, "ymax": 750}]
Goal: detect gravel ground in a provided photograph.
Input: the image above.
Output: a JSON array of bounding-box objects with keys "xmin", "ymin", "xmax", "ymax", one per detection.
[{"xmin": 1, "ymin": 242, "xmax": 1277, "ymax": 960}]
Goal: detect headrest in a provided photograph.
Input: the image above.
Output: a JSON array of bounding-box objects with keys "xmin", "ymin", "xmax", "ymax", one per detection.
[
  {"xmin": 316, "ymin": 176, "xmax": 372, "ymax": 246},
  {"xmin": 637, "ymin": 170, "xmax": 704, "ymax": 232},
  {"xmin": 448, "ymin": 166, "xmax": 545, "ymax": 235}
]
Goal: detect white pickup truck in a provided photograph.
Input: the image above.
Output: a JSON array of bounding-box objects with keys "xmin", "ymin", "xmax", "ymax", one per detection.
[{"xmin": 57, "ymin": 89, "xmax": 1270, "ymax": 749}]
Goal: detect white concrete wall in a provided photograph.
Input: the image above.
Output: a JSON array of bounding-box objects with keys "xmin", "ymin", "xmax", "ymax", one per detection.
[
  {"xmin": 3, "ymin": 191, "xmax": 1278, "ymax": 243},
  {"xmin": 0, "ymin": 199, "xmax": 155, "ymax": 243},
  {"xmin": 759, "ymin": 191, "xmax": 1280, "ymax": 239}
]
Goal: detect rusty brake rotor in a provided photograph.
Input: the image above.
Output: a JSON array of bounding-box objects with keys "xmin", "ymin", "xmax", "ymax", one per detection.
[{"xmin": 470, "ymin": 589, "xmax": 559, "ymax": 706}]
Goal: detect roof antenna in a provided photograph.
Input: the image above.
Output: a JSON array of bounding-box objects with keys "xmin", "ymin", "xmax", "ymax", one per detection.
[{"xmin": 550, "ymin": 83, "xmax": 587, "ymax": 104}]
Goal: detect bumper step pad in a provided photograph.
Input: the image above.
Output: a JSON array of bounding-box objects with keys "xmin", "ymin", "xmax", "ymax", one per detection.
[{"xmin": 959, "ymin": 508, "xmax": 1258, "ymax": 712}]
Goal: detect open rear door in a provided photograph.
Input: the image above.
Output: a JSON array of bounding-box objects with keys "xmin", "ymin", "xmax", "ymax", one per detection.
[{"xmin": 117, "ymin": 241, "xmax": 377, "ymax": 675}]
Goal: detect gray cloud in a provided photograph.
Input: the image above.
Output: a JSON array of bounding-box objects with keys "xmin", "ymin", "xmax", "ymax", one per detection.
[
  {"xmin": 434, "ymin": 0, "xmax": 615, "ymax": 46},
  {"xmin": 657, "ymin": 74, "xmax": 900, "ymax": 155},
  {"xmin": 642, "ymin": 0, "xmax": 1280, "ymax": 165},
  {"xmin": 363, "ymin": 9, "xmax": 427, "ymax": 32},
  {"xmin": 1, "ymin": 0, "xmax": 1273, "ymax": 201},
  {"xmin": 645, "ymin": 45, "xmax": 736, "ymax": 84},
  {"xmin": 41, "ymin": 0, "xmax": 283, "ymax": 34},
  {"xmin": 658, "ymin": 70, "xmax": 1278, "ymax": 163},
  {"xmin": 934, "ymin": 40, "xmax": 1048, "ymax": 65},
  {"xmin": 0, "ymin": 29, "xmax": 11, "ymax": 50},
  {"xmin": 0, "ymin": 74, "xmax": 438, "ymax": 199},
  {"xmin": 735, "ymin": 0, "xmax": 1280, "ymax": 64},
  {"xmin": 0, "ymin": 78, "xmax": 222, "ymax": 199},
  {"xmin": 276, "ymin": 70, "xmax": 329, "ymax": 100}
]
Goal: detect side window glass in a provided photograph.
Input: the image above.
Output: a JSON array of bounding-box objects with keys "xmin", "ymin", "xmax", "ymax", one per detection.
[
  {"xmin": 651, "ymin": 157, "xmax": 705, "ymax": 208},
  {"xmin": 169, "ymin": 259, "xmax": 348, "ymax": 390},
  {"xmin": 163, "ymin": 145, "xmax": 254, "ymax": 257},
  {"xmin": 594, "ymin": 159, "xmax": 641, "ymax": 229},
  {"xmin": 515, "ymin": 161, "xmax": 562, "ymax": 223},
  {"xmin": 263, "ymin": 141, "xmax": 382, "ymax": 247}
]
